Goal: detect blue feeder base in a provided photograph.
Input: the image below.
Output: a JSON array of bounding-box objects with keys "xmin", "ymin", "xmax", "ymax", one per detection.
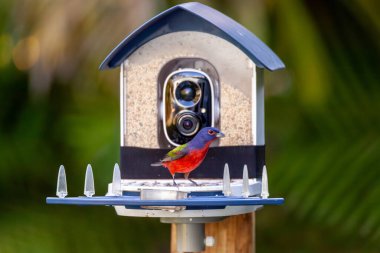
[{"xmin": 46, "ymin": 195, "xmax": 284, "ymax": 207}]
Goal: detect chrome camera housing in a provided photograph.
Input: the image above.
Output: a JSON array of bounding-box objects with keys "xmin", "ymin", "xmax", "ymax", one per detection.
[{"xmin": 160, "ymin": 65, "xmax": 217, "ymax": 147}]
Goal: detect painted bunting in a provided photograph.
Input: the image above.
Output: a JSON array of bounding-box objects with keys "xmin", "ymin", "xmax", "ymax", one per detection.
[{"xmin": 151, "ymin": 127, "xmax": 225, "ymax": 186}]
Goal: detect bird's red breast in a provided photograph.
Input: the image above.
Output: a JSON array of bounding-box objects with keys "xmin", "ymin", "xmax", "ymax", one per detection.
[{"xmin": 162, "ymin": 141, "xmax": 212, "ymax": 175}]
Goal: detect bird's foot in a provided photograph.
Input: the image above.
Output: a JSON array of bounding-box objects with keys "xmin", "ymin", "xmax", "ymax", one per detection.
[
  {"xmin": 173, "ymin": 183, "xmax": 180, "ymax": 190},
  {"xmin": 188, "ymin": 179, "xmax": 199, "ymax": 186},
  {"xmin": 172, "ymin": 179, "xmax": 179, "ymax": 188}
]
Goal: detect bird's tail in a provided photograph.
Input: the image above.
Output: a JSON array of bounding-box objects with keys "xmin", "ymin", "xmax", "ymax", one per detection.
[{"xmin": 150, "ymin": 162, "xmax": 162, "ymax": 167}]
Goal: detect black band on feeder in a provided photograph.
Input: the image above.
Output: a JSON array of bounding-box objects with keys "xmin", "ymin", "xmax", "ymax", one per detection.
[{"xmin": 120, "ymin": 145, "xmax": 265, "ymax": 179}]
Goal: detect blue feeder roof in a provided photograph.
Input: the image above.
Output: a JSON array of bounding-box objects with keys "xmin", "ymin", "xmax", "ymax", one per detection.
[{"xmin": 99, "ymin": 2, "xmax": 285, "ymax": 71}]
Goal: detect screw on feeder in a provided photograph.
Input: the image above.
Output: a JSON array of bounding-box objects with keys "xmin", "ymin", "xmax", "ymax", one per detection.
[
  {"xmin": 204, "ymin": 236, "xmax": 216, "ymax": 247},
  {"xmin": 223, "ymin": 163, "xmax": 232, "ymax": 196},
  {"xmin": 261, "ymin": 165, "xmax": 269, "ymax": 199},
  {"xmin": 112, "ymin": 163, "xmax": 122, "ymax": 196},
  {"xmin": 242, "ymin": 164, "xmax": 250, "ymax": 198},
  {"xmin": 84, "ymin": 164, "xmax": 95, "ymax": 197},
  {"xmin": 56, "ymin": 165, "xmax": 68, "ymax": 198}
]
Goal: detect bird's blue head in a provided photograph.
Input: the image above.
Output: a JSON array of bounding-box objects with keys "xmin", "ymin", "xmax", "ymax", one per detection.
[{"xmin": 189, "ymin": 127, "xmax": 225, "ymax": 148}]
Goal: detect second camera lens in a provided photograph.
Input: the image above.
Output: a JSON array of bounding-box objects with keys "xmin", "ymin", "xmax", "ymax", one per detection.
[{"xmin": 176, "ymin": 111, "xmax": 200, "ymax": 136}]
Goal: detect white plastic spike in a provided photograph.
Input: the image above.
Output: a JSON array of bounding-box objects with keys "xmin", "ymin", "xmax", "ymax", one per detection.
[
  {"xmin": 242, "ymin": 164, "xmax": 250, "ymax": 198},
  {"xmin": 222, "ymin": 163, "xmax": 232, "ymax": 196},
  {"xmin": 56, "ymin": 165, "xmax": 68, "ymax": 198},
  {"xmin": 112, "ymin": 163, "xmax": 122, "ymax": 196},
  {"xmin": 84, "ymin": 164, "xmax": 95, "ymax": 197},
  {"xmin": 261, "ymin": 165, "xmax": 269, "ymax": 199}
]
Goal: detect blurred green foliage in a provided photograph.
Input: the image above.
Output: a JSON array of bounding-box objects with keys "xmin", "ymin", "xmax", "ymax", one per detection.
[{"xmin": 0, "ymin": 0, "xmax": 379, "ymax": 252}]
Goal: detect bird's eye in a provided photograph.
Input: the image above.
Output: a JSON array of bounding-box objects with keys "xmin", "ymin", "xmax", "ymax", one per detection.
[{"xmin": 208, "ymin": 130, "xmax": 215, "ymax": 135}]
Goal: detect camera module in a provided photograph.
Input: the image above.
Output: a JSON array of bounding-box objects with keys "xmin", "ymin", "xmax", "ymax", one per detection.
[
  {"xmin": 158, "ymin": 58, "xmax": 220, "ymax": 147},
  {"xmin": 161, "ymin": 68, "xmax": 215, "ymax": 146}
]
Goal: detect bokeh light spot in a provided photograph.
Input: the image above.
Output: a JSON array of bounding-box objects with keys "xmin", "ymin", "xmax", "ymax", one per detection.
[{"xmin": 12, "ymin": 36, "xmax": 40, "ymax": 70}]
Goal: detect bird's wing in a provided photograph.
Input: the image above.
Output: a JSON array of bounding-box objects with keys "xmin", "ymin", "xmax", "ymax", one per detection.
[{"xmin": 161, "ymin": 144, "xmax": 189, "ymax": 162}]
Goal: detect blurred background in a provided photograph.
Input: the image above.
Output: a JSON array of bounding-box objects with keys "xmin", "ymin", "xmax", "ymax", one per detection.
[{"xmin": 0, "ymin": 0, "xmax": 379, "ymax": 252}]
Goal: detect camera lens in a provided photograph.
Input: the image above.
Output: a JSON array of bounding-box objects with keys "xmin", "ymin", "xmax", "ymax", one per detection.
[
  {"xmin": 175, "ymin": 80, "xmax": 201, "ymax": 107},
  {"xmin": 176, "ymin": 111, "xmax": 200, "ymax": 136},
  {"xmin": 180, "ymin": 85, "xmax": 196, "ymax": 101},
  {"xmin": 182, "ymin": 119, "xmax": 194, "ymax": 130}
]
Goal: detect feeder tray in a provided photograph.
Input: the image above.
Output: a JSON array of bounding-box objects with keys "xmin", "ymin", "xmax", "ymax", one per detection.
[{"xmin": 46, "ymin": 163, "xmax": 284, "ymax": 218}]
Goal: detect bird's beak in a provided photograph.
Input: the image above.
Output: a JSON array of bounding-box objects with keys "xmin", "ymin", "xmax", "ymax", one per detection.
[{"xmin": 216, "ymin": 132, "xmax": 225, "ymax": 138}]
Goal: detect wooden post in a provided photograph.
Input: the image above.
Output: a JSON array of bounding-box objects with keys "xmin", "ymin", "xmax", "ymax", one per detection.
[{"xmin": 171, "ymin": 213, "xmax": 255, "ymax": 253}]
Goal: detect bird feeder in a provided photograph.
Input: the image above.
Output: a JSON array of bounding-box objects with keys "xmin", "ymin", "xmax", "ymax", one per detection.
[{"xmin": 47, "ymin": 2, "xmax": 285, "ymax": 252}]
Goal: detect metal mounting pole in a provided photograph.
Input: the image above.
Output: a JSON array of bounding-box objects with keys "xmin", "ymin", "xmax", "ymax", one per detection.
[
  {"xmin": 162, "ymin": 217, "xmax": 222, "ymax": 253},
  {"xmin": 176, "ymin": 223, "xmax": 205, "ymax": 253}
]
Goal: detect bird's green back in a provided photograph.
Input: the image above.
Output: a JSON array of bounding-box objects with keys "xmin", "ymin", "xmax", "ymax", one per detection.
[{"xmin": 162, "ymin": 143, "xmax": 189, "ymax": 162}]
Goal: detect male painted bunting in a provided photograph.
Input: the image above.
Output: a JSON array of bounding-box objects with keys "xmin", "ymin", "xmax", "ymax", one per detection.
[{"xmin": 151, "ymin": 127, "xmax": 225, "ymax": 186}]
